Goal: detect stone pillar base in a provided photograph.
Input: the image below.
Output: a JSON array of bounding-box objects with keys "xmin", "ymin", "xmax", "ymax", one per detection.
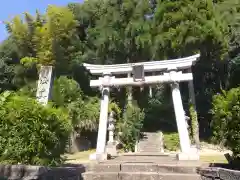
[
  {"xmin": 106, "ymin": 142, "xmax": 118, "ymax": 157},
  {"xmin": 134, "ymin": 143, "xmax": 138, "ymax": 152},
  {"xmin": 177, "ymin": 152, "xmax": 199, "ymax": 161},
  {"xmin": 89, "ymin": 152, "xmax": 108, "ymax": 161},
  {"xmin": 177, "ymin": 146, "xmax": 200, "ymax": 161}
]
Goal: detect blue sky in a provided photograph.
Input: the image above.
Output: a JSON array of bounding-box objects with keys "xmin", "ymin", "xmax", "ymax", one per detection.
[{"xmin": 0, "ymin": 0, "xmax": 83, "ymax": 42}]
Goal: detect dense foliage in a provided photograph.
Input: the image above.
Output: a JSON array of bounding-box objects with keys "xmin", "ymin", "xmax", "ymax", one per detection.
[
  {"xmin": 144, "ymin": 86, "xmax": 176, "ymax": 132},
  {"xmin": 0, "ymin": 92, "xmax": 71, "ymax": 165},
  {"xmin": 211, "ymin": 88, "xmax": 240, "ymax": 158}
]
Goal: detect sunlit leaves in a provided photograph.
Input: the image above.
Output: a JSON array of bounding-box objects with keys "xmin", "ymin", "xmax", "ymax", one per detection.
[
  {"xmin": 34, "ymin": 5, "xmax": 78, "ymax": 66},
  {"xmin": 20, "ymin": 57, "xmax": 38, "ymax": 67},
  {"xmin": 6, "ymin": 6, "xmax": 78, "ymax": 69}
]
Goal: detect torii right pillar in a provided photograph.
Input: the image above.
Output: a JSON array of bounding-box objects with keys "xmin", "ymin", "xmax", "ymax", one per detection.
[{"xmin": 170, "ymin": 70, "xmax": 199, "ymax": 161}]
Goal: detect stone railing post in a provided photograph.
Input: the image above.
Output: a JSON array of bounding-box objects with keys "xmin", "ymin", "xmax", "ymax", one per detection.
[
  {"xmin": 106, "ymin": 111, "xmax": 117, "ymax": 157},
  {"xmin": 108, "ymin": 111, "xmax": 116, "ymax": 143}
]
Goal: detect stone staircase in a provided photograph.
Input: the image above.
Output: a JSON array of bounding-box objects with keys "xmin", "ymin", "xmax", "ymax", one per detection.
[
  {"xmin": 83, "ymin": 154, "xmax": 203, "ymax": 180},
  {"xmin": 136, "ymin": 132, "xmax": 164, "ymax": 153},
  {"xmin": 82, "ymin": 132, "xmax": 204, "ymax": 180}
]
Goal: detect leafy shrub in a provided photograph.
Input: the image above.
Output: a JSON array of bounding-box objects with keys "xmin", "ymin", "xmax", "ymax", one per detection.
[
  {"xmin": 52, "ymin": 76, "xmax": 83, "ymax": 107},
  {"xmin": 117, "ymin": 103, "xmax": 145, "ymax": 152},
  {"xmin": 163, "ymin": 132, "xmax": 180, "ymax": 151},
  {"xmin": 68, "ymin": 96, "xmax": 100, "ymax": 131},
  {"xmin": 109, "ymin": 101, "xmax": 121, "ymax": 122},
  {"xmin": 211, "ymin": 87, "xmax": 240, "ymax": 158},
  {"xmin": 0, "ymin": 91, "xmax": 71, "ymax": 166},
  {"xmin": 17, "ymin": 82, "xmax": 37, "ymax": 97}
]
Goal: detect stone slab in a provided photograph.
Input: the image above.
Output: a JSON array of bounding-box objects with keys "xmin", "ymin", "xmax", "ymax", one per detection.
[
  {"xmin": 89, "ymin": 153, "xmax": 108, "ymax": 161},
  {"xmin": 82, "ymin": 172, "xmax": 118, "ymax": 180},
  {"xmin": 158, "ymin": 173, "xmax": 201, "ymax": 180},
  {"xmin": 121, "ymin": 152, "xmax": 170, "ymax": 156},
  {"xmin": 177, "ymin": 152, "xmax": 200, "ymax": 161},
  {"xmin": 92, "ymin": 164, "xmax": 120, "ymax": 172},
  {"xmin": 158, "ymin": 164, "xmax": 198, "ymax": 174},
  {"xmin": 95, "ymin": 162, "xmax": 200, "ymax": 174},
  {"xmin": 119, "ymin": 172, "xmax": 201, "ymax": 180},
  {"xmin": 106, "ymin": 143, "xmax": 118, "ymax": 157},
  {"xmin": 119, "ymin": 172, "xmax": 159, "ymax": 180},
  {"xmin": 121, "ymin": 163, "xmax": 158, "ymax": 172}
]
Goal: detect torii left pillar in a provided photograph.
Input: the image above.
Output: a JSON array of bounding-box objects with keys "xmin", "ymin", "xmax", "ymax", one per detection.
[{"xmin": 89, "ymin": 73, "xmax": 111, "ymax": 161}]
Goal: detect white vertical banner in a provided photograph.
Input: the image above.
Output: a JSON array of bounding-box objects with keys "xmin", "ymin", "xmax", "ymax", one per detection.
[{"xmin": 36, "ymin": 66, "xmax": 53, "ymax": 106}]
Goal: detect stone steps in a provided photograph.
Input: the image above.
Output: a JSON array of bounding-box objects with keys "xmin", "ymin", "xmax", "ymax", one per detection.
[
  {"xmin": 83, "ymin": 153, "xmax": 203, "ymax": 180},
  {"xmin": 106, "ymin": 154, "xmax": 177, "ymax": 163},
  {"xmin": 83, "ymin": 172, "xmax": 201, "ymax": 180},
  {"xmin": 139, "ymin": 147, "xmax": 161, "ymax": 150},
  {"xmin": 84, "ymin": 157, "xmax": 203, "ymax": 180},
  {"xmin": 138, "ymin": 143, "xmax": 160, "ymax": 147},
  {"xmin": 139, "ymin": 149, "xmax": 162, "ymax": 152},
  {"xmin": 90, "ymin": 163, "xmax": 200, "ymax": 174},
  {"xmin": 137, "ymin": 132, "xmax": 164, "ymax": 153},
  {"xmin": 138, "ymin": 145, "xmax": 161, "ymax": 147}
]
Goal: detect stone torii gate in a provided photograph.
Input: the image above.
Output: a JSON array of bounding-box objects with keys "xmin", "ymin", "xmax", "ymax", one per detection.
[{"xmin": 83, "ymin": 54, "xmax": 200, "ymax": 161}]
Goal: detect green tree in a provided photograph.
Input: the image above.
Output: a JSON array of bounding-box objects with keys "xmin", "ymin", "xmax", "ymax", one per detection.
[
  {"xmin": 217, "ymin": 0, "xmax": 240, "ymax": 89},
  {"xmin": 68, "ymin": 0, "xmax": 154, "ymax": 65},
  {"xmin": 0, "ymin": 37, "xmax": 21, "ymax": 91},
  {"xmin": 6, "ymin": 6, "xmax": 80, "ymax": 76}
]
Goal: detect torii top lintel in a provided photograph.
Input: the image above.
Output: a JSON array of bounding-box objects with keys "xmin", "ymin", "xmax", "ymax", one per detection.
[{"xmin": 83, "ymin": 54, "xmax": 200, "ymax": 75}]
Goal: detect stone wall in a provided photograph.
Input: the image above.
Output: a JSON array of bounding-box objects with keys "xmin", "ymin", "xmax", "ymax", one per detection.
[
  {"xmin": 0, "ymin": 164, "xmax": 86, "ymax": 180},
  {"xmin": 198, "ymin": 167, "xmax": 240, "ymax": 180}
]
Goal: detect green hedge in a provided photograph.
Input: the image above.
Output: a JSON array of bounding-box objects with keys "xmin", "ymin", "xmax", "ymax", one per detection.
[
  {"xmin": 211, "ymin": 87, "xmax": 240, "ymax": 159},
  {"xmin": 0, "ymin": 92, "xmax": 71, "ymax": 166}
]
